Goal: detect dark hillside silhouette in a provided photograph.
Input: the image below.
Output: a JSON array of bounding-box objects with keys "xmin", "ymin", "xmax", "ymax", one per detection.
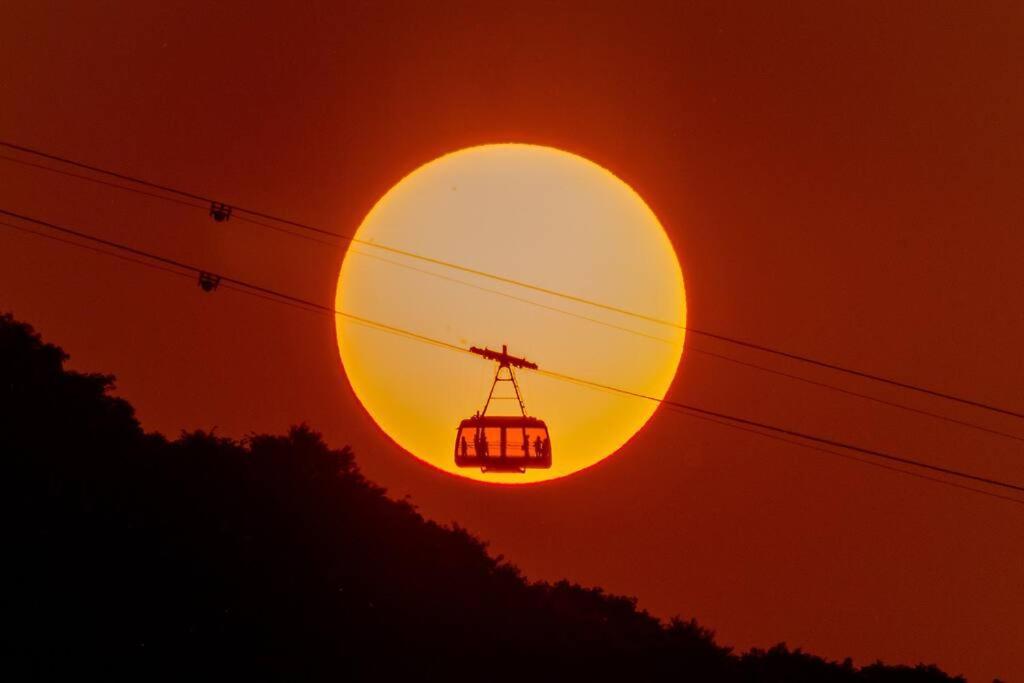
[{"xmin": 2, "ymin": 312, "xmax": 968, "ymax": 681}]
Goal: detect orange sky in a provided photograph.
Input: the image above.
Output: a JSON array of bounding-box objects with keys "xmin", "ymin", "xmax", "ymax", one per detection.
[{"xmin": 2, "ymin": 3, "xmax": 1022, "ymax": 680}]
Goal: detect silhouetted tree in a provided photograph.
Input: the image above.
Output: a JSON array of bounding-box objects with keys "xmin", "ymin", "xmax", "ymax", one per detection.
[{"xmin": 1, "ymin": 313, "xmax": 969, "ymax": 681}]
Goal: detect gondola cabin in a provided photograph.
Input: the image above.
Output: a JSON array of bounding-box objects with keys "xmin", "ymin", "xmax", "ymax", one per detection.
[
  {"xmin": 454, "ymin": 415, "xmax": 551, "ymax": 473},
  {"xmin": 454, "ymin": 344, "xmax": 552, "ymax": 473}
]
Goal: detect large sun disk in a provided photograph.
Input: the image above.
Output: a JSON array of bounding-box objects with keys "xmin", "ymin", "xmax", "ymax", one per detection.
[{"xmin": 336, "ymin": 144, "xmax": 686, "ymax": 484}]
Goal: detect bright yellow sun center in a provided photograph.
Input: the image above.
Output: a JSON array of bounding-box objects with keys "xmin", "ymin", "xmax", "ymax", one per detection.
[{"xmin": 335, "ymin": 144, "xmax": 686, "ymax": 484}]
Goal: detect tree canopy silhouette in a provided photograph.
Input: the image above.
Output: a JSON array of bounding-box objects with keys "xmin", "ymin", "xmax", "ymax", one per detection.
[{"xmin": 2, "ymin": 312, "xmax": 968, "ymax": 681}]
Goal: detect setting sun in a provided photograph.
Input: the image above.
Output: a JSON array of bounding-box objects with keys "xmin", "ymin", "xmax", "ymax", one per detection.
[{"xmin": 335, "ymin": 144, "xmax": 686, "ymax": 483}]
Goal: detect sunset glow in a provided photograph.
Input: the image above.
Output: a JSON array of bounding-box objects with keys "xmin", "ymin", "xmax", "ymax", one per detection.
[{"xmin": 335, "ymin": 144, "xmax": 687, "ymax": 483}]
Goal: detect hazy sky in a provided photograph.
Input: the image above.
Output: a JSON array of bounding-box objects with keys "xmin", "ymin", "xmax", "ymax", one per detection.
[{"xmin": 2, "ymin": 3, "xmax": 1022, "ymax": 680}]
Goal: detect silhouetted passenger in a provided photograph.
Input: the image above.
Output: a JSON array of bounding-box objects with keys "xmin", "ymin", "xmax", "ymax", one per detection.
[
  {"xmin": 460, "ymin": 435, "xmax": 468, "ymax": 458},
  {"xmin": 534, "ymin": 436, "xmax": 543, "ymax": 459}
]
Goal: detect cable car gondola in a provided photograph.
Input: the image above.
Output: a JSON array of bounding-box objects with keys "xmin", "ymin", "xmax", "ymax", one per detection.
[{"xmin": 454, "ymin": 344, "xmax": 551, "ymax": 473}]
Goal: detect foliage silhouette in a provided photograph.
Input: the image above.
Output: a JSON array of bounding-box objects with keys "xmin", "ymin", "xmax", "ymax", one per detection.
[{"xmin": 2, "ymin": 313, "xmax": 969, "ymax": 681}]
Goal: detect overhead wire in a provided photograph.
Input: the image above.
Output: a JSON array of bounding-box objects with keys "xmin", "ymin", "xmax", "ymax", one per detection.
[
  {"xmin": 1, "ymin": 139, "xmax": 1021, "ymax": 422},
  {"xmin": 2, "ymin": 206, "xmax": 1023, "ymax": 504},
  {"xmin": 6, "ymin": 146, "xmax": 1021, "ymax": 448},
  {"xmin": 348, "ymin": 244, "xmax": 1024, "ymax": 445},
  {"xmin": 0, "ymin": 208, "xmax": 465, "ymax": 356},
  {"xmin": 0, "ymin": 219, "xmax": 193, "ymax": 281},
  {"xmin": 602, "ymin": 384, "xmax": 1024, "ymax": 506},
  {"xmin": 682, "ymin": 327, "xmax": 1024, "ymax": 420},
  {"xmin": 10, "ymin": 214, "xmax": 1020, "ymax": 507},
  {"xmin": 536, "ymin": 366, "xmax": 1024, "ymax": 494},
  {"xmin": 691, "ymin": 347, "xmax": 1024, "ymax": 444},
  {"xmin": 10, "ymin": 224, "xmax": 1019, "ymax": 511},
  {"xmin": 347, "ymin": 247, "xmax": 679, "ymax": 345},
  {"xmin": 0, "ymin": 153, "xmax": 209, "ymax": 213}
]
